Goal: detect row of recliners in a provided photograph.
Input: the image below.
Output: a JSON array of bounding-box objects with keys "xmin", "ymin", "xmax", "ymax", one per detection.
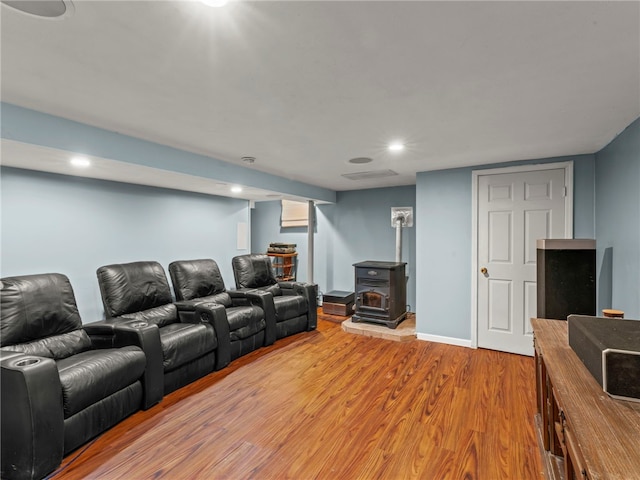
[{"xmin": 0, "ymin": 254, "xmax": 318, "ymax": 480}]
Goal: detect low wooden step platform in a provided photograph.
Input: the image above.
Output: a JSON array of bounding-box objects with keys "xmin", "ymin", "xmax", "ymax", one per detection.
[{"xmin": 342, "ymin": 312, "xmax": 416, "ymax": 342}]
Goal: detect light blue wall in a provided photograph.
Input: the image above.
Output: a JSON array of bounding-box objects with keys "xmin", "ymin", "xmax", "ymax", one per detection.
[
  {"xmin": 415, "ymin": 154, "xmax": 596, "ymax": 340},
  {"xmin": 251, "ymin": 186, "xmax": 417, "ymax": 311},
  {"xmin": 0, "ymin": 167, "xmax": 251, "ymax": 322},
  {"xmin": 1, "ymin": 103, "xmax": 336, "ymax": 203},
  {"xmin": 595, "ymin": 117, "xmax": 640, "ymax": 318},
  {"xmin": 416, "ymin": 167, "xmax": 472, "ymax": 340},
  {"xmin": 4, "ymin": 101, "xmax": 635, "ymax": 335}
]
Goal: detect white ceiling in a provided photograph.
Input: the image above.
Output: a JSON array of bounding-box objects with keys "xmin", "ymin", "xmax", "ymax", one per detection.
[{"xmin": 1, "ymin": 0, "xmax": 639, "ymax": 199}]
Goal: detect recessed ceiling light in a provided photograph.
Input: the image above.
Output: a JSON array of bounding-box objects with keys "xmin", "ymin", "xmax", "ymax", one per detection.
[
  {"xmin": 348, "ymin": 157, "xmax": 373, "ymax": 164},
  {"xmin": 231, "ymin": 186, "xmax": 243, "ymax": 193},
  {"xmin": 388, "ymin": 142, "xmax": 405, "ymax": 152},
  {"xmin": 242, "ymin": 156, "xmax": 256, "ymax": 164},
  {"xmin": 1, "ymin": 0, "xmax": 74, "ymax": 19},
  {"xmin": 70, "ymin": 156, "xmax": 91, "ymax": 168}
]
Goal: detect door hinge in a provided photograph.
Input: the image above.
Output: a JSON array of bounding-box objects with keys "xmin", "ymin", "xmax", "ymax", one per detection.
[{"xmin": 563, "ymin": 186, "xmax": 567, "ymax": 197}]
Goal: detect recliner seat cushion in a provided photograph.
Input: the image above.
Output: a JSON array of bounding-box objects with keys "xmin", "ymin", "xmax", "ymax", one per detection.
[
  {"xmin": 225, "ymin": 306, "xmax": 266, "ymax": 341},
  {"xmin": 273, "ymin": 296, "xmax": 308, "ymax": 322},
  {"xmin": 1, "ymin": 329, "xmax": 91, "ymax": 360},
  {"xmin": 120, "ymin": 304, "xmax": 178, "ymax": 328},
  {"xmin": 57, "ymin": 346, "xmax": 146, "ymax": 418},
  {"xmin": 159, "ymin": 322, "xmax": 216, "ymax": 371},
  {"xmin": 188, "ymin": 292, "xmax": 233, "ymax": 309},
  {"xmin": 257, "ymin": 284, "xmax": 282, "ymax": 297}
]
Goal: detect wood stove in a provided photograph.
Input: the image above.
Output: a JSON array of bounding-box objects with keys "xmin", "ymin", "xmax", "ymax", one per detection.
[{"xmin": 352, "ymin": 261, "xmax": 406, "ymax": 329}]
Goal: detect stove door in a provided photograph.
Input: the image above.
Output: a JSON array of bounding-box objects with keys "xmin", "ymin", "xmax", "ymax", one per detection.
[{"xmin": 358, "ymin": 289, "xmax": 388, "ymax": 313}]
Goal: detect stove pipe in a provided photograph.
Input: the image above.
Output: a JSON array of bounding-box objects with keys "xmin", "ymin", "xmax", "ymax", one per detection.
[
  {"xmin": 391, "ymin": 206, "xmax": 413, "ymax": 264},
  {"xmin": 395, "ymin": 215, "xmax": 404, "ymax": 263}
]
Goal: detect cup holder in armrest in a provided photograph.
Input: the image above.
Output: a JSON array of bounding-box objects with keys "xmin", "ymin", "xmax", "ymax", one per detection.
[
  {"xmin": 130, "ymin": 322, "xmax": 148, "ymax": 328},
  {"xmin": 15, "ymin": 357, "xmax": 41, "ymax": 367}
]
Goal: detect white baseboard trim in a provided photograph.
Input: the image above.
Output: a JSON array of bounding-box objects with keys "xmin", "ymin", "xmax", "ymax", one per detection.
[{"xmin": 416, "ymin": 333, "xmax": 475, "ymax": 349}]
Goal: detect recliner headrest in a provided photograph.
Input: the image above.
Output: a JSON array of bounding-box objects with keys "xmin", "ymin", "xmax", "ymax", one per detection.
[
  {"xmin": 96, "ymin": 261, "xmax": 172, "ymax": 317},
  {"xmin": 0, "ymin": 273, "xmax": 82, "ymax": 346},
  {"xmin": 168, "ymin": 259, "xmax": 226, "ymax": 301},
  {"xmin": 231, "ymin": 254, "xmax": 278, "ymax": 289}
]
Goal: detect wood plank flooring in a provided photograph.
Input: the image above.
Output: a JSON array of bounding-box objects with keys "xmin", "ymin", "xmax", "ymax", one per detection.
[{"xmin": 52, "ymin": 313, "xmax": 543, "ymax": 479}]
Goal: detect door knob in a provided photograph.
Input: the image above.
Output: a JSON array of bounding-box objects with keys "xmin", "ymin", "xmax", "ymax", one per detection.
[{"xmin": 480, "ymin": 267, "xmax": 488, "ymax": 275}]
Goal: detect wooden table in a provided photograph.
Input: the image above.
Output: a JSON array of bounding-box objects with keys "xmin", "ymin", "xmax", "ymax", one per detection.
[
  {"xmin": 532, "ymin": 318, "xmax": 640, "ymax": 480},
  {"xmin": 266, "ymin": 252, "xmax": 297, "ymax": 281}
]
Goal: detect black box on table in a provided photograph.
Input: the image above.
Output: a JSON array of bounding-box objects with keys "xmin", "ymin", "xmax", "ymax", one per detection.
[
  {"xmin": 323, "ymin": 290, "xmax": 355, "ymax": 316},
  {"xmin": 537, "ymin": 239, "xmax": 596, "ymax": 320},
  {"xmin": 568, "ymin": 315, "xmax": 640, "ymax": 402}
]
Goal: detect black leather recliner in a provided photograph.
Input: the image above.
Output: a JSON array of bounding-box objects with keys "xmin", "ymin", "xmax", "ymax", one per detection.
[
  {"xmin": 169, "ymin": 258, "xmax": 275, "ymax": 360},
  {"xmin": 1, "ymin": 273, "xmax": 155, "ymax": 480},
  {"xmin": 231, "ymin": 254, "xmax": 318, "ymax": 339},
  {"xmin": 96, "ymin": 261, "xmax": 231, "ymax": 395}
]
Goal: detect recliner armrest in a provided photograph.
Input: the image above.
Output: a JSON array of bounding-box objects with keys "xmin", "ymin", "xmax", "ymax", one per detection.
[
  {"xmin": 229, "ymin": 287, "xmax": 256, "ymax": 297},
  {"xmin": 1, "ymin": 350, "xmax": 64, "ymax": 480},
  {"xmin": 279, "ymin": 282, "xmax": 318, "ymax": 330},
  {"xmin": 173, "ymin": 300, "xmax": 201, "ymax": 312},
  {"xmin": 230, "ymin": 289, "xmax": 276, "ymax": 346},
  {"xmin": 174, "ymin": 300, "xmax": 203, "ymax": 325},
  {"xmin": 193, "ymin": 303, "xmax": 231, "ymax": 370},
  {"xmin": 227, "ymin": 289, "xmax": 251, "ymax": 307},
  {"xmin": 83, "ymin": 320, "xmax": 163, "ymax": 409}
]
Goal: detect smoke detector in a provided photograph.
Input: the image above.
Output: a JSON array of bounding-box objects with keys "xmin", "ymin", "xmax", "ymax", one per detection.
[{"xmin": 1, "ymin": 0, "xmax": 74, "ymax": 19}]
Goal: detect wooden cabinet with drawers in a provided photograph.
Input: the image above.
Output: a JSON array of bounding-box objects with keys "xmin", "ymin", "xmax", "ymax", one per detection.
[{"xmin": 532, "ymin": 318, "xmax": 640, "ymax": 480}]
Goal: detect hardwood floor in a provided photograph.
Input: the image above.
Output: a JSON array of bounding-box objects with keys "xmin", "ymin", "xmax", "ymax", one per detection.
[{"xmin": 53, "ymin": 313, "xmax": 543, "ymax": 479}]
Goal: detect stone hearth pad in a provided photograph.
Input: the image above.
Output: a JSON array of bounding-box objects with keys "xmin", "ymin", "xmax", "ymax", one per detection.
[{"xmin": 342, "ymin": 313, "xmax": 416, "ymax": 342}]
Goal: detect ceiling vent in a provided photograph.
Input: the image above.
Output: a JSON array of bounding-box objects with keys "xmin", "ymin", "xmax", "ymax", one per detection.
[
  {"xmin": 1, "ymin": 0, "xmax": 74, "ymax": 19},
  {"xmin": 341, "ymin": 170, "xmax": 398, "ymax": 181}
]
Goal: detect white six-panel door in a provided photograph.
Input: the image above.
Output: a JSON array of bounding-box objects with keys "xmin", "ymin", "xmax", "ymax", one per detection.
[{"xmin": 475, "ymin": 166, "xmax": 570, "ymax": 356}]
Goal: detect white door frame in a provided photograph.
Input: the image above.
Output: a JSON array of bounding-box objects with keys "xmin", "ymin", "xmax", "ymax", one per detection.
[{"xmin": 470, "ymin": 161, "xmax": 574, "ymax": 349}]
